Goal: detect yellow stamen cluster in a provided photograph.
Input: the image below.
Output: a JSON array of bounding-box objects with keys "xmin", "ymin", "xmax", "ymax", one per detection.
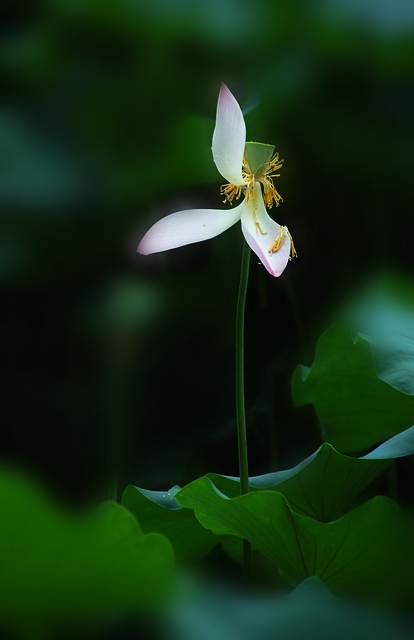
[
  {"xmin": 221, "ymin": 183, "xmax": 243, "ymax": 204},
  {"xmin": 268, "ymin": 227, "xmax": 286, "ymax": 254},
  {"xmin": 289, "ymin": 233, "xmax": 298, "ymax": 260},
  {"xmin": 221, "ymin": 152, "xmax": 284, "ymax": 208},
  {"xmin": 256, "ymin": 153, "xmax": 284, "ymax": 209},
  {"xmin": 268, "ymin": 226, "xmax": 298, "ymax": 261}
]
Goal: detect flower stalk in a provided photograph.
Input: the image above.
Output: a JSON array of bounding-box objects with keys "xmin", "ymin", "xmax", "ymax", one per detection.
[{"xmin": 235, "ymin": 240, "xmax": 252, "ymax": 578}]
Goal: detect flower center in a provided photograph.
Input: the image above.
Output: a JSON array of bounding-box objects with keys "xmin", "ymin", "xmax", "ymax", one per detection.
[
  {"xmin": 221, "ymin": 142, "xmax": 283, "ymax": 209},
  {"xmin": 243, "ymin": 151, "xmax": 284, "ymax": 209}
]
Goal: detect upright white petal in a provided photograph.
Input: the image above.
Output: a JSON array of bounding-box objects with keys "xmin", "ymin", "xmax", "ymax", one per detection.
[
  {"xmin": 241, "ymin": 184, "xmax": 291, "ymax": 277},
  {"xmin": 212, "ymin": 83, "xmax": 246, "ymax": 186},
  {"xmin": 138, "ymin": 201, "xmax": 245, "ymax": 255}
]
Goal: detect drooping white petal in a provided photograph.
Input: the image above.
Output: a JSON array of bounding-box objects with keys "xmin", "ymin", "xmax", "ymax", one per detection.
[
  {"xmin": 212, "ymin": 83, "xmax": 246, "ymax": 186},
  {"xmin": 138, "ymin": 201, "xmax": 245, "ymax": 255},
  {"xmin": 241, "ymin": 184, "xmax": 291, "ymax": 277}
]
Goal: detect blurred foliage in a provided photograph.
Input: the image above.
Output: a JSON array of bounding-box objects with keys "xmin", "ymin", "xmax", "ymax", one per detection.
[
  {"xmin": 0, "ymin": 470, "xmax": 173, "ymax": 637},
  {"xmin": 164, "ymin": 576, "xmax": 413, "ymax": 640},
  {"xmin": 292, "ymin": 323, "xmax": 414, "ymax": 451},
  {"xmin": 349, "ymin": 279, "xmax": 414, "ymax": 395},
  {"xmin": 293, "ymin": 279, "xmax": 414, "ymax": 451}
]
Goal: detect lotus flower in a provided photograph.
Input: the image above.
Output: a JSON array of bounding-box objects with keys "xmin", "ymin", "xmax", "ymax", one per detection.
[{"xmin": 138, "ymin": 84, "xmax": 296, "ymax": 277}]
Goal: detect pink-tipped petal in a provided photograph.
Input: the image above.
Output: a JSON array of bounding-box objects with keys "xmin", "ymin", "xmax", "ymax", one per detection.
[
  {"xmin": 212, "ymin": 83, "xmax": 246, "ymax": 186},
  {"xmin": 137, "ymin": 202, "xmax": 244, "ymax": 255},
  {"xmin": 241, "ymin": 184, "xmax": 291, "ymax": 277}
]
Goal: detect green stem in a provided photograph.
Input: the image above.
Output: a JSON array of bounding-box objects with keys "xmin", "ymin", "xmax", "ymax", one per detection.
[{"xmin": 235, "ymin": 241, "xmax": 251, "ymax": 578}]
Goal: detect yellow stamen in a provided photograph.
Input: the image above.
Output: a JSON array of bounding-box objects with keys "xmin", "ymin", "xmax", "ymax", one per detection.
[
  {"xmin": 262, "ymin": 179, "xmax": 283, "ymax": 208},
  {"xmin": 268, "ymin": 227, "xmax": 286, "ymax": 254},
  {"xmin": 255, "ymin": 222, "xmax": 267, "ymax": 235},
  {"xmin": 289, "ymin": 234, "xmax": 298, "ymax": 260},
  {"xmin": 268, "ymin": 225, "xmax": 298, "ymax": 260},
  {"xmin": 243, "ymin": 181, "xmax": 255, "ymax": 202},
  {"xmin": 221, "ymin": 183, "xmax": 242, "ymax": 204},
  {"xmin": 259, "ymin": 153, "xmax": 284, "ymax": 209}
]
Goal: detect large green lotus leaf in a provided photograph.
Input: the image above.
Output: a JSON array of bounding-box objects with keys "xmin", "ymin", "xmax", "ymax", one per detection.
[
  {"xmin": 220, "ymin": 537, "xmax": 285, "ymax": 586},
  {"xmin": 292, "ymin": 323, "xmax": 414, "ymax": 452},
  {"xmin": 176, "ymin": 477, "xmax": 406, "ymax": 593},
  {"xmin": 122, "ymin": 484, "xmax": 222, "ymax": 562},
  {"xmin": 0, "ymin": 471, "xmax": 174, "ymax": 636},
  {"xmin": 350, "ymin": 287, "xmax": 414, "ymax": 395},
  {"xmin": 206, "ymin": 425, "xmax": 414, "ymax": 521}
]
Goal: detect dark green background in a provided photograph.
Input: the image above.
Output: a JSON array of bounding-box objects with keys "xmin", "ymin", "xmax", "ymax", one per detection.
[{"xmin": 1, "ymin": 0, "xmax": 414, "ymax": 505}]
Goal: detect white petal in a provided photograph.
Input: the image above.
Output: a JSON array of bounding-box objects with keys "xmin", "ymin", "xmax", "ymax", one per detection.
[
  {"xmin": 137, "ymin": 201, "xmax": 244, "ymax": 255},
  {"xmin": 241, "ymin": 184, "xmax": 291, "ymax": 277},
  {"xmin": 212, "ymin": 83, "xmax": 246, "ymax": 186}
]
